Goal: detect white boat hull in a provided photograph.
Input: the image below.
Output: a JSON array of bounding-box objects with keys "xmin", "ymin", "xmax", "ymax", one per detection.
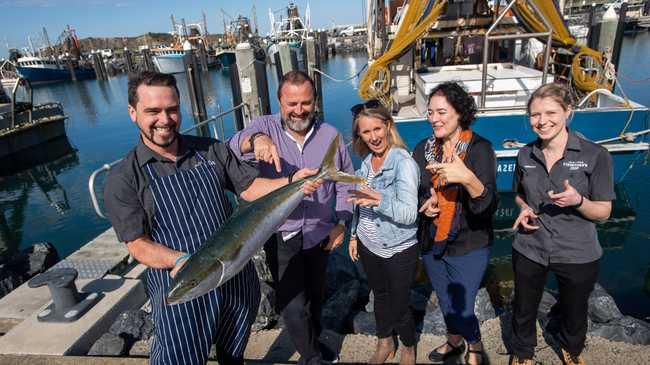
[{"xmin": 152, "ymin": 54, "xmax": 185, "ymax": 74}]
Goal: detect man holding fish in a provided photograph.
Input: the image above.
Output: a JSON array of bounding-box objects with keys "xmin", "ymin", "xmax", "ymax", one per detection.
[
  {"xmin": 229, "ymin": 70, "xmax": 356, "ymax": 364},
  {"xmin": 103, "ymin": 71, "xmax": 324, "ymax": 365}
]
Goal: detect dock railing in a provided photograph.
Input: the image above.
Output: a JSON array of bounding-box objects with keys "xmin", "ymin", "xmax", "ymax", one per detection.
[
  {"xmin": 88, "ymin": 102, "xmax": 248, "ymax": 219},
  {"xmin": 480, "ymin": 0, "xmax": 553, "ymax": 111}
]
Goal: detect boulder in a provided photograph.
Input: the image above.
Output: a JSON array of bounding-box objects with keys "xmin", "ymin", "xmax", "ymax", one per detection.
[
  {"xmin": 252, "ymin": 250, "xmax": 273, "ymax": 283},
  {"xmin": 321, "ymin": 280, "xmax": 360, "ymax": 333},
  {"xmin": 109, "ymin": 309, "xmax": 146, "ymax": 343},
  {"xmin": 23, "ymin": 242, "xmax": 59, "ymax": 276},
  {"xmin": 0, "ymin": 242, "xmax": 60, "ymax": 300},
  {"xmin": 252, "ymin": 281, "xmax": 279, "ymax": 331},
  {"xmin": 475, "ymin": 288, "xmax": 497, "ymax": 323},
  {"xmin": 483, "ymin": 256, "xmax": 515, "ymax": 309},
  {"xmin": 352, "ymin": 311, "xmax": 376, "ymax": 335},
  {"xmin": 88, "ymin": 333, "xmax": 127, "ymax": 356},
  {"xmin": 588, "ymin": 284, "xmax": 623, "ymax": 324},
  {"xmin": 365, "ymin": 291, "xmax": 374, "ymax": 312},
  {"xmin": 325, "ymin": 251, "xmax": 358, "ymax": 299},
  {"xmin": 141, "ymin": 313, "xmax": 155, "ymax": 340},
  {"xmin": 421, "ymin": 306, "xmax": 447, "ymax": 335},
  {"xmin": 589, "ymin": 316, "xmax": 650, "ymax": 345}
]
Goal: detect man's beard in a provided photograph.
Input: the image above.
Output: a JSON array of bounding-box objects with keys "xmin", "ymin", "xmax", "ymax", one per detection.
[
  {"xmin": 142, "ymin": 128, "xmax": 178, "ymax": 148},
  {"xmin": 283, "ymin": 112, "xmax": 315, "ymax": 133}
]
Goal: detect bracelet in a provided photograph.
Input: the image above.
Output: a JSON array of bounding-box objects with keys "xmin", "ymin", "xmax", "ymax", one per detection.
[
  {"xmin": 248, "ymin": 132, "xmax": 266, "ymax": 151},
  {"xmin": 174, "ymin": 253, "xmax": 191, "ymax": 266},
  {"xmin": 573, "ymin": 195, "xmax": 584, "ymax": 209},
  {"xmin": 288, "ymin": 170, "xmax": 297, "ymax": 184}
]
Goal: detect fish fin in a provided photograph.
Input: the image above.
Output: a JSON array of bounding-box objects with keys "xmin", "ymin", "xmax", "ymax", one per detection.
[{"xmin": 320, "ymin": 134, "xmax": 341, "ymax": 174}]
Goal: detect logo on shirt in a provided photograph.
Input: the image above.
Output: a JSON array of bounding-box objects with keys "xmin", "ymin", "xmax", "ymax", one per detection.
[{"xmin": 563, "ymin": 160, "xmax": 588, "ymax": 170}]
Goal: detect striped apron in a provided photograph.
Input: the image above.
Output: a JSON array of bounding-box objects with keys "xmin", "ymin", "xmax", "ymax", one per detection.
[{"xmin": 143, "ymin": 152, "xmax": 260, "ymax": 365}]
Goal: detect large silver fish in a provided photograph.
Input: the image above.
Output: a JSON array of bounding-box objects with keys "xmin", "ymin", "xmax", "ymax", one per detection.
[{"xmin": 167, "ymin": 134, "xmax": 364, "ymax": 305}]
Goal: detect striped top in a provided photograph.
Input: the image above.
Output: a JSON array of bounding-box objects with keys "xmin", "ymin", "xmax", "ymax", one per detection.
[{"xmin": 356, "ymin": 168, "xmax": 417, "ymax": 258}]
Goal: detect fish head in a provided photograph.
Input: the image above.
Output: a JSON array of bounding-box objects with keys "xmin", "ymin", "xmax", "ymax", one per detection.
[{"xmin": 166, "ymin": 257, "xmax": 225, "ymax": 305}]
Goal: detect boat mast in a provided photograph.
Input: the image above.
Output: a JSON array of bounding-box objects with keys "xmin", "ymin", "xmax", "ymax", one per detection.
[{"xmin": 42, "ymin": 27, "xmax": 61, "ymax": 69}]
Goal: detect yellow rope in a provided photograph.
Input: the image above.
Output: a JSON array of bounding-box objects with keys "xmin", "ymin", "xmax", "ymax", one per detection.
[
  {"xmin": 514, "ymin": 0, "xmax": 613, "ymax": 92},
  {"xmin": 358, "ymin": 0, "xmax": 447, "ymax": 103}
]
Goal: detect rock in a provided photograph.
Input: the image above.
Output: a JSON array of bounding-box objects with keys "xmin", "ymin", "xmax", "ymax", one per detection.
[
  {"xmin": 589, "ymin": 316, "xmax": 650, "ymax": 345},
  {"xmin": 537, "ymin": 290, "xmax": 558, "ymax": 329},
  {"xmin": 322, "ymin": 280, "xmax": 360, "ymax": 333},
  {"xmin": 588, "ymin": 284, "xmax": 623, "ymax": 324},
  {"xmin": 23, "ymin": 242, "xmax": 59, "ymax": 276},
  {"xmin": 141, "ymin": 313, "xmax": 155, "ymax": 340},
  {"xmin": 0, "ymin": 265, "xmax": 24, "ymax": 299},
  {"xmin": 365, "ymin": 291, "xmax": 374, "ymax": 312},
  {"xmin": 325, "ymin": 252, "xmax": 358, "ymax": 300},
  {"xmin": 483, "ymin": 256, "xmax": 515, "ymax": 309},
  {"xmin": 352, "ymin": 311, "xmax": 376, "ymax": 335},
  {"xmin": 410, "ymin": 285, "xmax": 433, "ymax": 313},
  {"xmin": 252, "ymin": 250, "xmax": 273, "ymax": 283},
  {"xmin": 129, "ymin": 338, "xmax": 152, "ymax": 357},
  {"xmin": 253, "ymin": 281, "xmax": 279, "ymax": 331},
  {"xmin": 475, "ymin": 288, "xmax": 497, "ymax": 323},
  {"xmin": 421, "ymin": 306, "xmax": 447, "ymax": 335},
  {"xmin": 88, "ymin": 333, "xmax": 127, "ymax": 356},
  {"xmin": 109, "ymin": 310, "xmax": 146, "ymax": 342}
]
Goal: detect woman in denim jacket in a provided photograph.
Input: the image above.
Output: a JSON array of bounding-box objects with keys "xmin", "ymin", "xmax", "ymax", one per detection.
[{"xmin": 347, "ymin": 101, "xmax": 420, "ymax": 365}]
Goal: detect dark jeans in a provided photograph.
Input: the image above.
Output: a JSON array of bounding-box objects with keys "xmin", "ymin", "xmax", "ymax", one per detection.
[
  {"xmin": 511, "ymin": 249, "xmax": 599, "ymax": 359},
  {"xmin": 358, "ymin": 241, "xmax": 418, "ymax": 346},
  {"xmin": 422, "ymin": 247, "xmax": 490, "ymax": 344},
  {"xmin": 264, "ymin": 232, "xmax": 329, "ymax": 365}
]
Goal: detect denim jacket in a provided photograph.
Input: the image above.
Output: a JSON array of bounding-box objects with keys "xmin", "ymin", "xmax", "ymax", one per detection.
[{"xmin": 351, "ymin": 147, "xmax": 420, "ymax": 244}]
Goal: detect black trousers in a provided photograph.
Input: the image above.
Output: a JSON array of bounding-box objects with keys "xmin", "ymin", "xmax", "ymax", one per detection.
[
  {"xmin": 264, "ymin": 232, "xmax": 329, "ymax": 365},
  {"xmin": 511, "ymin": 249, "xmax": 599, "ymax": 359},
  {"xmin": 358, "ymin": 241, "xmax": 418, "ymax": 346}
]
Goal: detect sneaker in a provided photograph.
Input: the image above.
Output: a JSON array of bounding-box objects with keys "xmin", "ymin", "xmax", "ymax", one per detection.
[
  {"xmin": 561, "ymin": 348, "xmax": 585, "ymax": 365},
  {"xmin": 509, "ymin": 355, "xmax": 534, "ymax": 365},
  {"xmin": 428, "ymin": 339, "xmax": 466, "ymax": 364}
]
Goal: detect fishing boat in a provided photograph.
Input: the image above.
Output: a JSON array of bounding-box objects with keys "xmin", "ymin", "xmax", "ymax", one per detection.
[
  {"xmin": 0, "ymin": 78, "xmax": 67, "ymax": 159},
  {"xmin": 13, "ymin": 27, "xmax": 95, "ymax": 84},
  {"xmin": 152, "ymin": 15, "xmax": 218, "ymax": 74},
  {"xmin": 267, "ymin": 2, "xmax": 311, "ymax": 63},
  {"xmin": 360, "ymin": 0, "xmax": 650, "ymax": 191}
]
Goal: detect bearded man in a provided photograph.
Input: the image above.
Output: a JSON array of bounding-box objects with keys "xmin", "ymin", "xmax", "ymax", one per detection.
[{"xmin": 228, "ymin": 70, "xmax": 353, "ymax": 364}]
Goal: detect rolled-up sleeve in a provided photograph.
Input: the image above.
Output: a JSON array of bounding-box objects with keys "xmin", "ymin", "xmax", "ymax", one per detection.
[
  {"xmin": 104, "ymin": 169, "xmax": 147, "ymax": 243},
  {"xmin": 227, "ymin": 117, "xmax": 266, "ymax": 161},
  {"xmin": 466, "ymin": 140, "xmax": 498, "ymax": 216},
  {"xmin": 211, "ymin": 142, "xmax": 259, "ymax": 195}
]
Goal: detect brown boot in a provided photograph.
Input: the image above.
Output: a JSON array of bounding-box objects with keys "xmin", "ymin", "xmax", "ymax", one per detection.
[
  {"xmin": 562, "ymin": 348, "xmax": 586, "ymax": 365},
  {"xmin": 368, "ymin": 336, "xmax": 397, "ymax": 364},
  {"xmin": 399, "ymin": 345, "xmax": 416, "ymax": 365}
]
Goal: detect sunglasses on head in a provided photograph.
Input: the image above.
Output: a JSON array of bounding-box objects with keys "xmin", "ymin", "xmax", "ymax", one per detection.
[{"xmin": 350, "ymin": 99, "xmax": 382, "ymax": 117}]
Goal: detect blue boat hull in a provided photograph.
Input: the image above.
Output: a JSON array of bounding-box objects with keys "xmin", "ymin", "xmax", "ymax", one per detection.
[
  {"xmin": 216, "ymin": 52, "xmax": 236, "ymax": 67},
  {"xmin": 16, "ymin": 66, "xmax": 96, "ymax": 84},
  {"xmin": 396, "ymin": 108, "xmax": 650, "ymax": 191}
]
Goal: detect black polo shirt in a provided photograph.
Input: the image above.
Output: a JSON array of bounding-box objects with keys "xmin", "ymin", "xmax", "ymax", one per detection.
[
  {"xmin": 513, "ymin": 131, "xmax": 616, "ymax": 265},
  {"xmin": 103, "ymin": 134, "xmax": 258, "ymax": 243}
]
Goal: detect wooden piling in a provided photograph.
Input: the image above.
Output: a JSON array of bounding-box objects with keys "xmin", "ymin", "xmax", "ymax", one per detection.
[
  {"xmin": 318, "ymin": 32, "xmax": 329, "ymax": 60},
  {"xmin": 303, "ymin": 37, "xmax": 324, "ymax": 117},
  {"xmin": 611, "ymin": 2, "xmax": 628, "ymax": 72},
  {"xmin": 234, "ymin": 42, "xmax": 271, "ymax": 128},
  {"xmin": 124, "ymin": 48, "xmax": 134, "ymax": 74},
  {"xmin": 183, "ymin": 51, "xmax": 209, "ymax": 129},
  {"xmin": 141, "ymin": 49, "xmax": 154, "ymax": 72},
  {"xmin": 91, "ymin": 53, "xmax": 107, "ymax": 80},
  {"xmin": 197, "ymin": 41, "xmax": 209, "ymax": 71},
  {"xmin": 276, "ymin": 42, "xmax": 298, "ymax": 78}
]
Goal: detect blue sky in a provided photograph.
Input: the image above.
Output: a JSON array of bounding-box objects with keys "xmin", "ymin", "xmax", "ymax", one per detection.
[{"xmin": 0, "ymin": 0, "xmax": 366, "ymax": 58}]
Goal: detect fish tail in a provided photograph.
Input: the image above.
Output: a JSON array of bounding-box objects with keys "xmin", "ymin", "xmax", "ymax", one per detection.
[{"xmin": 319, "ymin": 134, "xmax": 366, "ymax": 184}]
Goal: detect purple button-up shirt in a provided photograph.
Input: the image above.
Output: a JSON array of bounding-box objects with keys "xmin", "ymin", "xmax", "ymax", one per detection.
[{"xmin": 228, "ymin": 113, "xmax": 354, "ymax": 249}]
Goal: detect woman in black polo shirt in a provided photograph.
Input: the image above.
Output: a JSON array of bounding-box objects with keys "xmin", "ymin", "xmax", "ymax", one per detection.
[
  {"xmin": 510, "ymin": 83, "xmax": 615, "ymax": 365},
  {"xmin": 413, "ymin": 82, "xmax": 498, "ymax": 365}
]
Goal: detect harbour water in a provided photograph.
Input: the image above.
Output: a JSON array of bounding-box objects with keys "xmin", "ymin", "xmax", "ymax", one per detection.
[{"xmin": 2, "ymin": 34, "xmax": 650, "ymax": 321}]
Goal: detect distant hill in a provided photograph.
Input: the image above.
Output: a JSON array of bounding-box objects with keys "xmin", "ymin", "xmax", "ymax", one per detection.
[{"xmin": 75, "ymin": 32, "xmax": 227, "ymax": 51}]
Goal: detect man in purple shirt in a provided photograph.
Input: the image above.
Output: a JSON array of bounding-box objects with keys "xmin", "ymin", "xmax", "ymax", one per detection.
[{"xmin": 228, "ymin": 70, "xmax": 353, "ymax": 364}]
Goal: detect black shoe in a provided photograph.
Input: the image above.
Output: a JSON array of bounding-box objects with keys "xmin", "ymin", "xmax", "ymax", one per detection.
[
  {"xmin": 428, "ymin": 339, "xmax": 466, "ymax": 364},
  {"xmin": 320, "ymin": 343, "xmax": 339, "ymax": 364}
]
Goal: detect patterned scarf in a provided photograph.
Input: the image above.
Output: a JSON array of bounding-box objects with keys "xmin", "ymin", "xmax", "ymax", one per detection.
[{"xmin": 423, "ymin": 128, "xmax": 473, "ymax": 250}]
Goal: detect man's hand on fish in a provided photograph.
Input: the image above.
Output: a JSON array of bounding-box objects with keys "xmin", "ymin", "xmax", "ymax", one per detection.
[
  {"xmin": 347, "ymin": 185, "xmax": 382, "ymax": 207},
  {"xmin": 323, "ymin": 223, "xmax": 345, "ymax": 251},
  {"xmin": 252, "ymin": 134, "xmax": 282, "ymax": 173},
  {"xmin": 293, "ymin": 167, "xmax": 322, "ymax": 195},
  {"xmin": 170, "ymin": 252, "xmax": 189, "ymax": 279}
]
